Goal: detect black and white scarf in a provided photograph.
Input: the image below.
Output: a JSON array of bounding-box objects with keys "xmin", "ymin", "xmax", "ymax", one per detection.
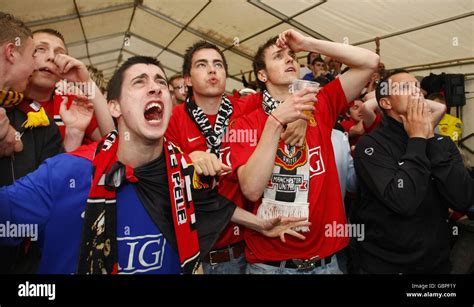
[
  {"xmin": 260, "ymin": 90, "xmax": 310, "ymax": 232},
  {"xmin": 262, "ymin": 90, "xmax": 281, "ymax": 116},
  {"xmin": 185, "ymin": 95, "xmax": 233, "ymax": 156}
]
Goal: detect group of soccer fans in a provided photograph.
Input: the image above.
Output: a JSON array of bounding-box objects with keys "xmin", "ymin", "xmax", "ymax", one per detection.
[{"xmin": 0, "ymin": 11, "xmax": 472, "ymax": 275}]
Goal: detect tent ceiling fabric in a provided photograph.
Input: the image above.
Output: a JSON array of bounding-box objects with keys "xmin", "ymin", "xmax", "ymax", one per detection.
[
  {"xmin": 294, "ymin": 0, "xmax": 472, "ymax": 44},
  {"xmin": 187, "ymin": 1, "xmax": 281, "ymax": 44},
  {"xmin": 130, "ymin": 9, "xmax": 182, "ymax": 47},
  {"xmin": 261, "ymin": 0, "xmax": 322, "ymax": 17},
  {"xmin": 31, "ymin": 19, "xmax": 85, "ymax": 43},
  {"xmin": 143, "ymin": 0, "xmax": 209, "ymax": 25},
  {"xmin": 81, "ymin": 8, "xmax": 134, "ymax": 39},
  {"xmin": 2, "ymin": 0, "xmax": 473, "ymax": 93}
]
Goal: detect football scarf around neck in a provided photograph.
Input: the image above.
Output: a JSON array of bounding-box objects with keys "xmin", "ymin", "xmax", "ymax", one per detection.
[
  {"xmin": 164, "ymin": 140, "xmax": 201, "ymax": 273},
  {"xmin": 16, "ymin": 100, "xmax": 50, "ymax": 128},
  {"xmin": 0, "ymin": 90, "xmax": 50, "ymax": 128},
  {"xmin": 0, "ymin": 89, "xmax": 23, "ymax": 107},
  {"xmin": 260, "ymin": 90, "xmax": 310, "ymax": 232},
  {"xmin": 262, "ymin": 89, "xmax": 282, "ymax": 116},
  {"xmin": 185, "ymin": 94, "xmax": 233, "ymax": 156},
  {"xmin": 77, "ymin": 131, "xmax": 200, "ymax": 274}
]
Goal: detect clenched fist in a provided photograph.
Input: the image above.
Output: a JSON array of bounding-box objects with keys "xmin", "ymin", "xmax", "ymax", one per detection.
[{"xmin": 0, "ymin": 108, "xmax": 23, "ymax": 157}]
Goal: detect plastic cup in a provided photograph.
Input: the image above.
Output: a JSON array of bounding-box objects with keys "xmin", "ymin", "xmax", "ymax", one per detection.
[
  {"xmin": 289, "ymin": 80, "xmax": 319, "ymax": 126},
  {"xmin": 289, "ymin": 79, "xmax": 320, "ymax": 94}
]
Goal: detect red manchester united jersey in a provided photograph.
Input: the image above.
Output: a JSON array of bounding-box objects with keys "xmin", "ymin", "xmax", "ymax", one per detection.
[{"xmin": 231, "ymin": 79, "xmax": 349, "ymax": 262}]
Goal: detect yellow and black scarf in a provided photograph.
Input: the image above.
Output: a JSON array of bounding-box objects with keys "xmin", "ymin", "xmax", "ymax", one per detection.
[{"xmin": 0, "ymin": 89, "xmax": 50, "ymax": 128}]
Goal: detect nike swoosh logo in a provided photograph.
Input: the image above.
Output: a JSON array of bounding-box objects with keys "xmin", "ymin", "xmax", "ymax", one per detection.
[
  {"xmin": 187, "ymin": 136, "xmax": 200, "ymax": 142},
  {"xmin": 398, "ymin": 161, "xmax": 404, "ymax": 166}
]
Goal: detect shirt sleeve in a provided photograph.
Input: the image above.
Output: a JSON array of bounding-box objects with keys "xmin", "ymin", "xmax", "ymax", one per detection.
[
  {"xmin": 316, "ymin": 78, "xmax": 349, "ymax": 129},
  {"xmin": 165, "ymin": 106, "xmax": 184, "ymax": 146},
  {"xmin": 0, "ymin": 159, "xmax": 56, "ymax": 244},
  {"xmin": 354, "ymin": 136, "xmax": 432, "ymax": 216},
  {"xmin": 232, "ymin": 94, "xmax": 261, "ymax": 117},
  {"xmin": 426, "ymin": 136, "xmax": 473, "ymax": 211}
]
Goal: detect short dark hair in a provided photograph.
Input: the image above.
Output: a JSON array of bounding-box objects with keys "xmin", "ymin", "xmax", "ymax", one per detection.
[
  {"xmin": 253, "ymin": 36, "xmax": 278, "ymax": 90},
  {"xmin": 107, "ymin": 56, "xmax": 167, "ymax": 101},
  {"xmin": 307, "ymin": 51, "xmax": 318, "ymax": 65},
  {"xmin": 375, "ymin": 69, "xmax": 410, "ymax": 109},
  {"xmin": 311, "ymin": 55, "xmax": 324, "ymax": 65},
  {"xmin": 168, "ymin": 74, "xmax": 183, "ymax": 85},
  {"xmin": 32, "ymin": 28, "xmax": 67, "ymax": 50},
  {"xmin": 0, "ymin": 12, "xmax": 32, "ymax": 50},
  {"xmin": 427, "ymin": 92, "xmax": 445, "ymax": 102},
  {"xmin": 182, "ymin": 41, "xmax": 228, "ymax": 77}
]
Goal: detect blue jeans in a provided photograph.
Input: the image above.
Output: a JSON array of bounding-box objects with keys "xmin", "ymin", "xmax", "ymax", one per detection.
[
  {"xmin": 246, "ymin": 255, "xmax": 343, "ymax": 274},
  {"xmin": 202, "ymin": 254, "xmax": 247, "ymax": 274}
]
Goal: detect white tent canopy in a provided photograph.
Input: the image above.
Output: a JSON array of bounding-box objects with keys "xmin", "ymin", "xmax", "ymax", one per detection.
[{"xmin": 2, "ymin": 0, "xmax": 473, "ymax": 93}]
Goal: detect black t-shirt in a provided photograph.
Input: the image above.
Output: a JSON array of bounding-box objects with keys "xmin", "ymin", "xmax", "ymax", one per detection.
[{"xmin": 130, "ymin": 153, "xmax": 236, "ymax": 260}]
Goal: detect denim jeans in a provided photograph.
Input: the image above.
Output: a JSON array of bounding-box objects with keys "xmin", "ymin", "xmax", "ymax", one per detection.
[
  {"xmin": 202, "ymin": 253, "xmax": 247, "ymax": 274},
  {"xmin": 246, "ymin": 255, "xmax": 343, "ymax": 274}
]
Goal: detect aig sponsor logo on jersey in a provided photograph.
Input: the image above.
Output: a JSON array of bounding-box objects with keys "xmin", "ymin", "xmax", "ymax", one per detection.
[
  {"xmin": 219, "ymin": 145, "xmax": 232, "ymax": 168},
  {"xmin": 309, "ymin": 146, "xmax": 325, "ymax": 178},
  {"xmin": 117, "ymin": 234, "xmax": 166, "ymax": 274}
]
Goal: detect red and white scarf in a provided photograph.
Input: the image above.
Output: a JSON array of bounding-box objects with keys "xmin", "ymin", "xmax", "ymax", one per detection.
[{"xmin": 76, "ymin": 131, "xmax": 200, "ymax": 274}]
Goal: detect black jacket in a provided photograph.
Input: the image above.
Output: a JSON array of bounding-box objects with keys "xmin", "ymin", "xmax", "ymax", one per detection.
[
  {"xmin": 0, "ymin": 109, "xmax": 63, "ymax": 186},
  {"xmin": 352, "ymin": 116, "xmax": 473, "ymax": 274}
]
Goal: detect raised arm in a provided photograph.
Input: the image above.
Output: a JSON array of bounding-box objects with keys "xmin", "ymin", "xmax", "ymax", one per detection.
[
  {"xmin": 277, "ymin": 29, "xmax": 379, "ymax": 102},
  {"xmin": 360, "ymin": 97, "xmax": 378, "ymax": 127},
  {"xmin": 59, "ymin": 95, "xmax": 93, "ymax": 152},
  {"xmin": 425, "ymin": 98, "xmax": 446, "ymax": 133},
  {"xmin": 237, "ymin": 88, "xmax": 317, "ymax": 201},
  {"xmin": 53, "ymin": 54, "xmax": 116, "ymax": 138}
]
